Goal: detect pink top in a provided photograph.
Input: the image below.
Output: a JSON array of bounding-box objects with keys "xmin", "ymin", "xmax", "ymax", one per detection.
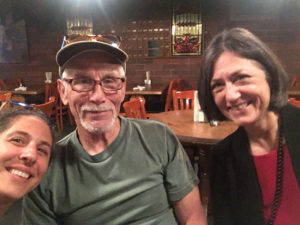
[{"xmin": 253, "ymin": 145, "xmax": 300, "ymax": 225}]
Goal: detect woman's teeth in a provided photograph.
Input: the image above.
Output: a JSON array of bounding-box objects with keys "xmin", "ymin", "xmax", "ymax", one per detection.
[
  {"xmin": 10, "ymin": 169, "xmax": 30, "ymax": 179},
  {"xmin": 231, "ymin": 103, "xmax": 248, "ymax": 110}
]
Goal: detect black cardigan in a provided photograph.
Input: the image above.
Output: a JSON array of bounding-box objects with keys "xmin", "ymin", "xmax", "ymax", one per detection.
[{"xmin": 210, "ymin": 104, "xmax": 300, "ymax": 225}]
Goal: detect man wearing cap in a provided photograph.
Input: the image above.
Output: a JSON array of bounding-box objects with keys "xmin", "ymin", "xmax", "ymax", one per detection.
[{"xmin": 22, "ymin": 34, "xmax": 207, "ymax": 225}]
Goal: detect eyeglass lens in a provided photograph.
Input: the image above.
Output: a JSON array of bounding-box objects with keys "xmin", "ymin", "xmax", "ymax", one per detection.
[{"xmin": 70, "ymin": 77, "xmax": 124, "ymax": 92}]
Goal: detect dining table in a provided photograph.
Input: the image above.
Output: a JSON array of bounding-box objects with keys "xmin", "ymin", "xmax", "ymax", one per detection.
[
  {"xmin": 287, "ymin": 86, "xmax": 300, "ymax": 97},
  {"xmin": 0, "ymin": 86, "xmax": 45, "ymax": 103},
  {"xmin": 150, "ymin": 110, "xmax": 238, "ymax": 210},
  {"xmin": 125, "ymin": 83, "xmax": 168, "ymax": 113},
  {"xmin": 0, "ymin": 86, "xmax": 45, "ymax": 95},
  {"xmin": 150, "ymin": 110, "xmax": 238, "ymax": 145},
  {"xmin": 126, "ymin": 83, "xmax": 167, "ymax": 95}
]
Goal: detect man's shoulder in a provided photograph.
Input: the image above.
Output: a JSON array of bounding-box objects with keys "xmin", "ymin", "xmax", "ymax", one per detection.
[
  {"xmin": 50, "ymin": 130, "xmax": 77, "ymax": 163},
  {"xmin": 120, "ymin": 117, "xmax": 177, "ymax": 143},
  {"xmin": 121, "ymin": 116, "xmax": 169, "ymax": 130},
  {"xmin": 40, "ymin": 131, "xmax": 77, "ymax": 187},
  {"xmin": 56, "ymin": 129, "xmax": 77, "ymax": 147}
]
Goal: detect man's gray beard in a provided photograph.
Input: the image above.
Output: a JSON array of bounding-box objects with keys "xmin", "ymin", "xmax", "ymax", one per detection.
[{"xmin": 79, "ymin": 104, "xmax": 117, "ymax": 134}]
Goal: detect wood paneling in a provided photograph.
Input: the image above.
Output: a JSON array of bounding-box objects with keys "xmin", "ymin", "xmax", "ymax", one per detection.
[{"xmin": 0, "ymin": 0, "xmax": 299, "ymax": 105}]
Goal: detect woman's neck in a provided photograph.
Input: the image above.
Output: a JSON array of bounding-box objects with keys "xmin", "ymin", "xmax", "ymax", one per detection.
[
  {"xmin": 0, "ymin": 197, "xmax": 14, "ymax": 217},
  {"xmin": 245, "ymin": 111, "xmax": 280, "ymax": 156}
]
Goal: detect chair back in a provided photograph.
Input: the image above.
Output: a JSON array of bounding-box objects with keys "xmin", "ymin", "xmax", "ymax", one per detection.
[
  {"xmin": 45, "ymin": 81, "xmax": 74, "ymax": 131},
  {"xmin": 288, "ymin": 97, "xmax": 300, "ymax": 107},
  {"xmin": 0, "ymin": 78, "xmax": 22, "ymax": 90},
  {"xmin": 172, "ymin": 90, "xmax": 195, "ymax": 110},
  {"xmin": 0, "ymin": 92, "xmax": 12, "ymax": 110},
  {"xmin": 290, "ymin": 76, "xmax": 300, "ymax": 88},
  {"xmin": 0, "ymin": 80, "xmax": 5, "ymax": 90},
  {"xmin": 123, "ymin": 97, "xmax": 147, "ymax": 119},
  {"xmin": 31, "ymin": 96, "xmax": 56, "ymax": 117},
  {"xmin": 45, "ymin": 81, "xmax": 60, "ymax": 102},
  {"xmin": 165, "ymin": 78, "xmax": 184, "ymax": 111},
  {"xmin": 0, "ymin": 92, "xmax": 12, "ymax": 102}
]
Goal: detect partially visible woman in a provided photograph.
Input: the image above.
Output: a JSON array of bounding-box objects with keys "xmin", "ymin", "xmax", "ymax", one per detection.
[
  {"xmin": 198, "ymin": 27, "xmax": 300, "ymax": 225},
  {"xmin": 0, "ymin": 107, "xmax": 53, "ymax": 225}
]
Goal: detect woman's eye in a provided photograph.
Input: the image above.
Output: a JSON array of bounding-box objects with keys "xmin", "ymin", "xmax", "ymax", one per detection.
[
  {"xmin": 211, "ymin": 83, "xmax": 223, "ymax": 92},
  {"xmin": 37, "ymin": 148, "xmax": 49, "ymax": 156},
  {"xmin": 235, "ymin": 74, "xmax": 249, "ymax": 82},
  {"xmin": 10, "ymin": 138, "xmax": 24, "ymax": 145}
]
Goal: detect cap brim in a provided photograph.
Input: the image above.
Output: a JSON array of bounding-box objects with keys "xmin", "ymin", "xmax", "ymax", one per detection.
[{"xmin": 56, "ymin": 41, "xmax": 128, "ymax": 67}]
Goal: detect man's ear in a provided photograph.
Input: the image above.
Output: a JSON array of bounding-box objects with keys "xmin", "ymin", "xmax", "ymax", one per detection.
[{"xmin": 57, "ymin": 79, "xmax": 69, "ymax": 105}]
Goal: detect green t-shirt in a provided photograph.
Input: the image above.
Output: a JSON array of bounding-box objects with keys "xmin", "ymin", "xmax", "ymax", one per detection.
[
  {"xmin": 0, "ymin": 199, "xmax": 22, "ymax": 225},
  {"xmin": 22, "ymin": 117, "xmax": 199, "ymax": 225}
]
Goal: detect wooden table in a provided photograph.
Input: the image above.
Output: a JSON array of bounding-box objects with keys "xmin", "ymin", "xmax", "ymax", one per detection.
[
  {"xmin": 150, "ymin": 110, "xmax": 238, "ymax": 145},
  {"xmin": 125, "ymin": 83, "xmax": 168, "ymax": 112},
  {"xmin": 287, "ymin": 87, "xmax": 300, "ymax": 97},
  {"xmin": 0, "ymin": 86, "xmax": 44, "ymax": 95},
  {"xmin": 126, "ymin": 83, "xmax": 167, "ymax": 95},
  {"xmin": 0, "ymin": 86, "xmax": 45, "ymax": 103}
]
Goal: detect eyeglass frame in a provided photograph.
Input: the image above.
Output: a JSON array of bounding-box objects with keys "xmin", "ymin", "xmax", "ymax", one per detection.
[
  {"xmin": 0, "ymin": 100, "xmax": 57, "ymax": 128},
  {"xmin": 0, "ymin": 100, "xmax": 34, "ymax": 111},
  {"xmin": 62, "ymin": 76, "xmax": 126, "ymax": 93}
]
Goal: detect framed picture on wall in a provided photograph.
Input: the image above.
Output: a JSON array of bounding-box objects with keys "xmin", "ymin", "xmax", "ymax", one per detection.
[
  {"xmin": 172, "ymin": 0, "xmax": 202, "ymax": 56},
  {"xmin": 0, "ymin": 17, "xmax": 29, "ymax": 63}
]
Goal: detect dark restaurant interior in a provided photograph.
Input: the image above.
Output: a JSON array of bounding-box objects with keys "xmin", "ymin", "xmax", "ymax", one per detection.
[
  {"xmin": 0, "ymin": 0, "xmax": 300, "ymax": 223},
  {"xmin": 1, "ymin": 0, "xmax": 299, "ymax": 98}
]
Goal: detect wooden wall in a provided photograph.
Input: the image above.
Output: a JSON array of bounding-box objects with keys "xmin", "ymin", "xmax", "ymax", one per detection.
[
  {"xmin": 203, "ymin": 0, "xmax": 300, "ymax": 79},
  {"xmin": 0, "ymin": 0, "xmax": 299, "ymax": 90}
]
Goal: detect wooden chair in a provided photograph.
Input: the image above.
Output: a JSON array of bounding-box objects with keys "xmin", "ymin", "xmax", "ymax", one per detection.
[
  {"xmin": 290, "ymin": 76, "xmax": 300, "ymax": 88},
  {"xmin": 31, "ymin": 96, "xmax": 56, "ymax": 117},
  {"xmin": 0, "ymin": 92, "xmax": 12, "ymax": 110},
  {"xmin": 45, "ymin": 81, "xmax": 73, "ymax": 131},
  {"xmin": 0, "ymin": 80, "xmax": 5, "ymax": 90},
  {"xmin": 172, "ymin": 90, "xmax": 195, "ymax": 110},
  {"xmin": 0, "ymin": 92, "xmax": 12, "ymax": 102},
  {"xmin": 165, "ymin": 78, "xmax": 184, "ymax": 111},
  {"xmin": 123, "ymin": 97, "xmax": 148, "ymax": 119},
  {"xmin": 31, "ymin": 96, "xmax": 60, "ymax": 129},
  {"xmin": 0, "ymin": 78, "xmax": 25, "ymax": 102},
  {"xmin": 288, "ymin": 97, "xmax": 300, "ymax": 107}
]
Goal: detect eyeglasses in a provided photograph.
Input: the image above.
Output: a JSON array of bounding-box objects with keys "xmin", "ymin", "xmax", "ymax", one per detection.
[
  {"xmin": 63, "ymin": 76, "xmax": 126, "ymax": 93},
  {"xmin": 0, "ymin": 100, "xmax": 56, "ymax": 128},
  {"xmin": 0, "ymin": 100, "xmax": 34, "ymax": 111},
  {"xmin": 61, "ymin": 33, "xmax": 121, "ymax": 49}
]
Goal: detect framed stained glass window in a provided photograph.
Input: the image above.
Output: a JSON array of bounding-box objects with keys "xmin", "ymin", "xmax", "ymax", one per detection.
[
  {"xmin": 172, "ymin": 0, "xmax": 202, "ymax": 56},
  {"xmin": 66, "ymin": 4, "xmax": 93, "ymax": 35},
  {"xmin": 66, "ymin": 17, "xmax": 93, "ymax": 35}
]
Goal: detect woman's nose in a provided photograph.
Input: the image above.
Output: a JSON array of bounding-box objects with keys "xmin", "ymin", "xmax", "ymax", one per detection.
[
  {"xmin": 225, "ymin": 84, "xmax": 241, "ymax": 102},
  {"xmin": 19, "ymin": 146, "xmax": 38, "ymax": 166}
]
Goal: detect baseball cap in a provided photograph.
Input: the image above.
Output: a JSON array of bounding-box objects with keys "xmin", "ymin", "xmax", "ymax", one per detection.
[{"xmin": 56, "ymin": 34, "xmax": 129, "ymax": 76}]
